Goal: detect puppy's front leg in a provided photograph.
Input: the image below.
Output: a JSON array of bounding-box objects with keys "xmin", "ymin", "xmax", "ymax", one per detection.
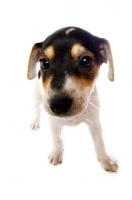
[
  {"xmin": 30, "ymin": 79, "xmax": 42, "ymax": 130},
  {"xmin": 48, "ymin": 119, "xmax": 64, "ymax": 165},
  {"xmin": 88, "ymin": 121, "xmax": 118, "ymax": 172}
]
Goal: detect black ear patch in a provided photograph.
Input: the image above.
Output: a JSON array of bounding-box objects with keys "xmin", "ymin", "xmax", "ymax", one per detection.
[
  {"xmin": 38, "ymin": 70, "xmax": 41, "ymax": 79},
  {"xmin": 35, "ymin": 42, "xmax": 42, "ymax": 48}
]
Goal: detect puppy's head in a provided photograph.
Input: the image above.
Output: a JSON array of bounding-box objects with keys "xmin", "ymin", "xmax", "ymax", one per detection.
[{"xmin": 27, "ymin": 27, "xmax": 114, "ymax": 117}]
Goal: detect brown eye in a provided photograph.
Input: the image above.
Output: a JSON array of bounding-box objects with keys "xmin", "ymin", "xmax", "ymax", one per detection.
[
  {"xmin": 80, "ymin": 56, "xmax": 93, "ymax": 68},
  {"xmin": 40, "ymin": 58, "xmax": 49, "ymax": 70}
]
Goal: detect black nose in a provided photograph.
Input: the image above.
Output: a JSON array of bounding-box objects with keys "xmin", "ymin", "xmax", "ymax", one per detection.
[{"xmin": 49, "ymin": 96, "xmax": 72, "ymax": 115}]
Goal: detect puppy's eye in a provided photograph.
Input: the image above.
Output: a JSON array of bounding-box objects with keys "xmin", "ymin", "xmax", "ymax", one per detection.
[
  {"xmin": 80, "ymin": 56, "xmax": 93, "ymax": 68},
  {"xmin": 40, "ymin": 58, "xmax": 49, "ymax": 70}
]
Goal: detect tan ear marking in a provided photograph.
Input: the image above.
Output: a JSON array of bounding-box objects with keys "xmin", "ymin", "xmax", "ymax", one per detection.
[
  {"xmin": 27, "ymin": 44, "xmax": 42, "ymax": 80},
  {"xmin": 100, "ymin": 40, "xmax": 114, "ymax": 82}
]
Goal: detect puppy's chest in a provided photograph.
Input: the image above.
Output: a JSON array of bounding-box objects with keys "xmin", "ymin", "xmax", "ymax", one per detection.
[{"xmin": 63, "ymin": 112, "xmax": 88, "ymax": 126}]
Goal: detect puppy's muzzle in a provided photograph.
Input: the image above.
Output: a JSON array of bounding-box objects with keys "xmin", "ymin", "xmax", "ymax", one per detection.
[{"xmin": 49, "ymin": 96, "xmax": 72, "ymax": 115}]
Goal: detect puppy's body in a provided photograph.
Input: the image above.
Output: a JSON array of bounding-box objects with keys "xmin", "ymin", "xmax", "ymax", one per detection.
[{"xmin": 28, "ymin": 27, "xmax": 118, "ymax": 172}]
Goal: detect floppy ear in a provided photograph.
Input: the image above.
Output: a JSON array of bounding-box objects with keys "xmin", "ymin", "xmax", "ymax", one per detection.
[
  {"xmin": 99, "ymin": 39, "xmax": 114, "ymax": 81},
  {"xmin": 27, "ymin": 42, "xmax": 42, "ymax": 80}
]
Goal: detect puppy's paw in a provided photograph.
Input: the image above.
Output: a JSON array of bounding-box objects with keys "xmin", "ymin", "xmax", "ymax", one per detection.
[
  {"xmin": 48, "ymin": 150, "xmax": 63, "ymax": 165},
  {"xmin": 99, "ymin": 156, "xmax": 119, "ymax": 172},
  {"xmin": 30, "ymin": 120, "xmax": 40, "ymax": 130}
]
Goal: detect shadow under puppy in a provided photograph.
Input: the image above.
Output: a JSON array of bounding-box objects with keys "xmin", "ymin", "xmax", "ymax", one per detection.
[{"xmin": 27, "ymin": 27, "xmax": 118, "ymax": 172}]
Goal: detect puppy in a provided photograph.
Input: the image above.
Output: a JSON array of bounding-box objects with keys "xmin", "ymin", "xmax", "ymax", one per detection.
[{"xmin": 27, "ymin": 27, "xmax": 118, "ymax": 172}]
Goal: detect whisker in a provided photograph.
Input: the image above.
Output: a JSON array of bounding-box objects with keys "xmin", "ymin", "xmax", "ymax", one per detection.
[
  {"xmin": 90, "ymin": 95, "xmax": 99, "ymax": 97},
  {"xmin": 89, "ymin": 98, "xmax": 99, "ymax": 101},
  {"xmin": 88, "ymin": 106, "xmax": 97, "ymax": 118},
  {"xmin": 89, "ymin": 102, "xmax": 100, "ymax": 110},
  {"xmin": 90, "ymin": 95, "xmax": 99, "ymax": 99}
]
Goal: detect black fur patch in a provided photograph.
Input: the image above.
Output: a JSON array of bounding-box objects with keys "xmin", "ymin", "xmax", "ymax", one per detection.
[
  {"xmin": 42, "ymin": 27, "xmax": 102, "ymax": 64},
  {"xmin": 38, "ymin": 70, "xmax": 41, "ymax": 79},
  {"xmin": 35, "ymin": 42, "xmax": 42, "ymax": 48},
  {"xmin": 39, "ymin": 27, "xmax": 104, "ymax": 89}
]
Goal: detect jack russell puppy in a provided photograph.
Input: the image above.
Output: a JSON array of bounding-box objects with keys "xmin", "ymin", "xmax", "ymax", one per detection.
[{"xmin": 27, "ymin": 27, "xmax": 118, "ymax": 172}]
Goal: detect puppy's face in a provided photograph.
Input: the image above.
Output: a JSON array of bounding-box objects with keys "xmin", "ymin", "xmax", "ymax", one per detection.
[{"xmin": 27, "ymin": 27, "xmax": 114, "ymax": 117}]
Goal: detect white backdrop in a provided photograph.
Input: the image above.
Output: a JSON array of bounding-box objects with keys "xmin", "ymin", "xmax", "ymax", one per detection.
[{"xmin": 0, "ymin": 0, "xmax": 132, "ymax": 200}]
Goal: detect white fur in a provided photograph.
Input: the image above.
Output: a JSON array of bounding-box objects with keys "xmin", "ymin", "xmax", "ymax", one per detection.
[
  {"xmin": 65, "ymin": 28, "xmax": 75, "ymax": 35},
  {"xmin": 30, "ymin": 77, "xmax": 118, "ymax": 172}
]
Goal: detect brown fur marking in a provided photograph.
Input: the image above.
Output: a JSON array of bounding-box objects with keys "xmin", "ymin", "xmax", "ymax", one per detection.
[
  {"xmin": 72, "ymin": 64, "xmax": 100, "ymax": 88},
  {"xmin": 71, "ymin": 43, "xmax": 95, "ymax": 60},
  {"xmin": 27, "ymin": 45, "xmax": 41, "ymax": 79},
  {"xmin": 42, "ymin": 75, "xmax": 53, "ymax": 91},
  {"xmin": 40, "ymin": 46, "xmax": 55, "ymax": 61}
]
